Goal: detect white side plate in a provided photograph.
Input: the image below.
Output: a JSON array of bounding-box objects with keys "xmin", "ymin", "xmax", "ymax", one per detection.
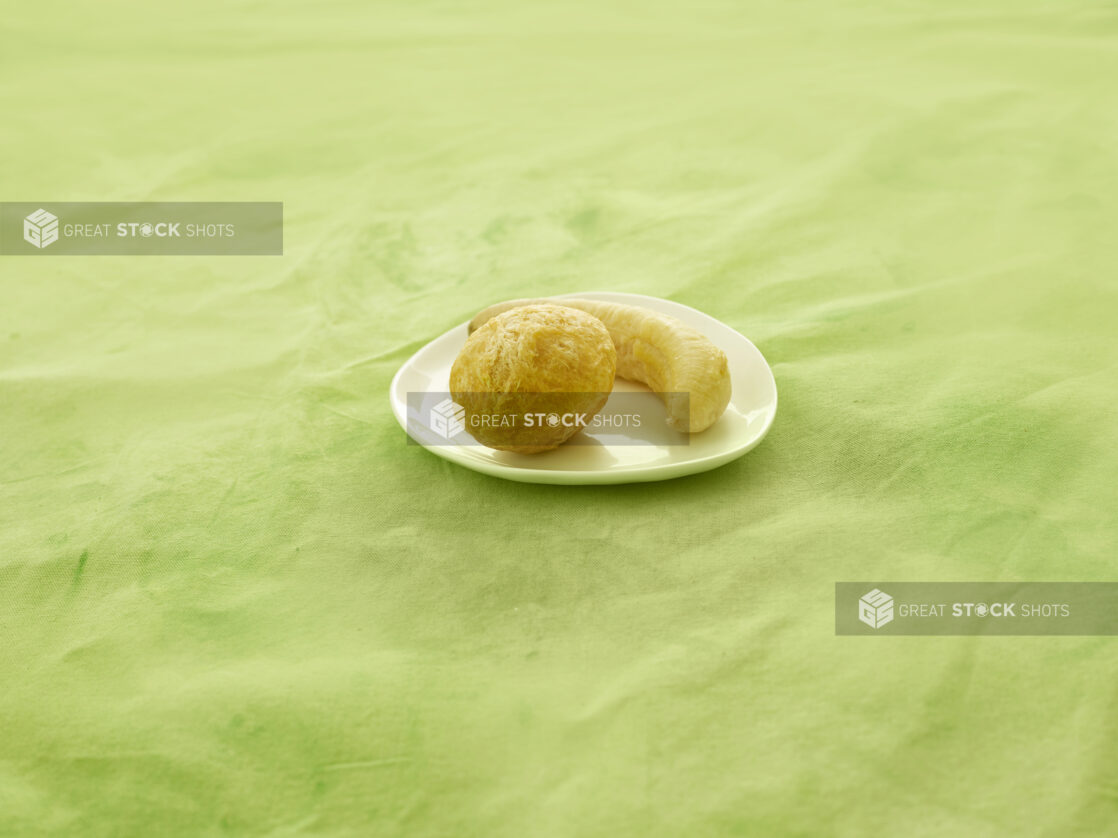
[{"xmin": 389, "ymin": 292, "xmax": 777, "ymax": 484}]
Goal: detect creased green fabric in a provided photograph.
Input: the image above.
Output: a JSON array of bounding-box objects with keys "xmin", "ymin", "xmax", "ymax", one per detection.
[{"xmin": 2, "ymin": 1, "xmax": 1117, "ymax": 836}]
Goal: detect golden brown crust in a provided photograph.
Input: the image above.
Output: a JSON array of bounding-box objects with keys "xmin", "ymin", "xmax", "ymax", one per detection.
[
  {"xmin": 450, "ymin": 304, "xmax": 617, "ymax": 453},
  {"xmin": 467, "ymin": 298, "xmax": 732, "ymax": 433}
]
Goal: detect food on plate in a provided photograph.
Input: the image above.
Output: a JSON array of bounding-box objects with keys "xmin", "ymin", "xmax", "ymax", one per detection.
[
  {"xmin": 450, "ymin": 304, "xmax": 617, "ymax": 453},
  {"xmin": 469, "ymin": 297, "xmax": 731, "ymax": 433}
]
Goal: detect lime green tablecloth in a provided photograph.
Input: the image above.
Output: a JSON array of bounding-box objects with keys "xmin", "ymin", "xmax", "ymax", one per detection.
[{"xmin": 3, "ymin": 2, "xmax": 1117, "ymax": 835}]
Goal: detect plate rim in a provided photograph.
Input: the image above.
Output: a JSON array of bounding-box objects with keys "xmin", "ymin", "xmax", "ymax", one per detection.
[{"xmin": 389, "ymin": 292, "xmax": 778, "ymax": 484}]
